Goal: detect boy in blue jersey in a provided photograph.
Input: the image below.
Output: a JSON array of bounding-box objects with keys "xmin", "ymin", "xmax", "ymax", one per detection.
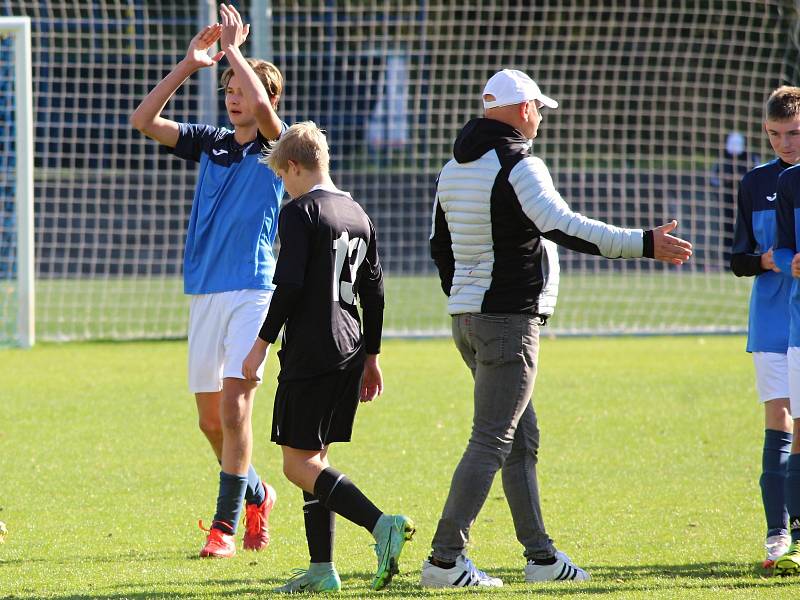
[
  {"xmin": 130, "ymin": 5, "xmax": 282, "ymax": 558},
  {"xmin": 731, "ymin": 86, "xmax": 800, "ymax": 569},
  {"xmin": 773, "ymin": 105, "xmax": 800, "ymax": 576}
]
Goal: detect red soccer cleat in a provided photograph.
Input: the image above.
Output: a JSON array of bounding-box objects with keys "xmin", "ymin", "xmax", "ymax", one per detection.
[
  {"xmin": 199, "ymin": 521, "xmax": 236, "ymax": 558},
  {"xmin": 243, "ymin": 483, "xmax": 277, "ymax": 551}
]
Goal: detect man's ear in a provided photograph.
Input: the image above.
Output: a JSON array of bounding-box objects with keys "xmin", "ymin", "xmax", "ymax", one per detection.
[{"xmin": 520, "ymin": 101, "xmax": 533, "ymax": 121}]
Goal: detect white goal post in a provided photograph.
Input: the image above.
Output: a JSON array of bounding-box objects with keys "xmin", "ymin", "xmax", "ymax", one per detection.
[{"xmin": 0, "ymin": 16, "xmax": 33, "ymax": 348}]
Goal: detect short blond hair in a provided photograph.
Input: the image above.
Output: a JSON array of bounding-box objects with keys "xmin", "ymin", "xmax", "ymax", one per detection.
[
  {"xmin": 221, "ymin": 59, "xmax": 283, "ymax": 104},
  {"xmin": 263, "ymin": 121, "xmax": 330, "ymax": 172},
  {"xmin": 766, "ymin": 86, "xmax": 800, "ymax": 121}
]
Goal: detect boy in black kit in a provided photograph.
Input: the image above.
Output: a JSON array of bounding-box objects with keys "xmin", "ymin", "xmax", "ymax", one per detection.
[{"xmin": 242, "ymin": 121, "xmax": 414, "ymax": 593}]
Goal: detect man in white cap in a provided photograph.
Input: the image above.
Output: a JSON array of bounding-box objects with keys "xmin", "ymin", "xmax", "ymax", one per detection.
[{"xmin": 423, "ymin": 68, "xmax": 692, "ymax": 588}]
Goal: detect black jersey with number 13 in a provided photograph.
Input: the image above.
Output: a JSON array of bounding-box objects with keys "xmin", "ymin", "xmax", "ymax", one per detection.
[{"xmin": 267, "ymin": 187, "xmax": 384, "ymax": 381}]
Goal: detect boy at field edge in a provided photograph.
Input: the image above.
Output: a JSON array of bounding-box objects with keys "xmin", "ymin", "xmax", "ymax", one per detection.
[
  {"xmin": 731, "ymin": 86, "xmax": 800, "ymax": 568},
  {"xmin": 130, "ymin": 5, "xmax": 282, "ymax": 558},
  {"xmin": 242, "ymin": 122, "xmax": 414, "ymax": 593},
  {"xmin": 773, "ymin": 122, "xmax": 800, "ymax": 577}
]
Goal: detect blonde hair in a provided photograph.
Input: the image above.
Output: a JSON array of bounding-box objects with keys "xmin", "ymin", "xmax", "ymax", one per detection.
[
  {"xmin": 765, "ymin": 86, "xmax": 800, "ymax": 121},
  {"xmin": 221, "ymin": 59, "xmax": 283, "ymax": 105},
  {"xmin": 263, "ymin": 121, "xmax": 330, "ymax": 172}
]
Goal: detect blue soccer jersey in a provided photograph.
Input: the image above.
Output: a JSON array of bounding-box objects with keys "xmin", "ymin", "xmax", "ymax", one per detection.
[
  {"xmin": 774, "ymin": 164, "xmax": 800, "ymax": 348},
  {"xmin": 733, "ymin": 159, "xmax": 792, "ymax": 353},
  {"xmin": 169, "ymin": 123, "xmax": 285, "ymax": 295}
]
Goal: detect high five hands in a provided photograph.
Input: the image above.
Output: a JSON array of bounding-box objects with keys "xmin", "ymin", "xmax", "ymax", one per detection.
[
  {"xmin": 184, "ymin": 24, "xmax": 224, "ymax": 69},
  {"xmin": 219, "ymin": 3, "xmax": 250, "ymax": 51},
  {"xmin": 184, "ymin": 5, "xmax": 249, "ymax": 70}
]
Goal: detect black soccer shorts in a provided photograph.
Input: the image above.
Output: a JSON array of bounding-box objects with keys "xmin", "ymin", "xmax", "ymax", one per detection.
[{"xmin": 271, "ymin": 359, "xmax": 364, "ymax": 450}]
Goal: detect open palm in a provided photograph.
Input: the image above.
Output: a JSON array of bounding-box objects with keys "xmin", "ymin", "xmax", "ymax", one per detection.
[{"xmin": 185, "ymin": 24, "xmax": 225, "ymax": 69}]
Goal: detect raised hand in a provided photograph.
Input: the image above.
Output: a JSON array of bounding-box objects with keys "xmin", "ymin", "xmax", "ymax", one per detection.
[
  {"xmin": 220, "ymin": 3, "xmax": 250, "ymax": 51},
  {"xmin": 184, "ymin": 23, "xmax": 225, "ymax": 69},
  {"xmin": 652, "ymin": 220, "xmax": 693, "ymax": 265}
]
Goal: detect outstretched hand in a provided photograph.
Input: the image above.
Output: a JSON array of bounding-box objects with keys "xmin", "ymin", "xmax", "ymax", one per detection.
[
  {"xmin": 652, "ymin": 220, "xmax": 692, "ymax": 265},
  {"xmin": 185, "ymin": 24, "xmax": 225, "ymax": 69},
  {"xmin": 220, "ymin": 4, "xmax": 250, "ymax": 51}
]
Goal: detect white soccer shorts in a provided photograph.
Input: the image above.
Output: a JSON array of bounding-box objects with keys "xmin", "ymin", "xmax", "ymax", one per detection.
[
  {"xmin": 187, "ymin": 289, "xmax": 273, "ymax": 393},
  {"xmin": 753, "ymin": 351, "xmax": 790, "ymax": 404},
  {"xmin": 788, "ymin": 347, "xmax": 800, "ymax": 417}
]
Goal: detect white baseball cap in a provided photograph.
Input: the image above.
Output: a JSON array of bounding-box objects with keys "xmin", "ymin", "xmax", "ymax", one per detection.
[{"xmin": 482, "ymin": 69, "xmax": 558, "ymax": 110}]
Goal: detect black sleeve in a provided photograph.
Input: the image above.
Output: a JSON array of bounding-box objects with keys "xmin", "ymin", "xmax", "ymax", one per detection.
[
  {"xmin": 730, "ymin": 176, "xmax": 766, "ymax": 277},
  {"xmin": 272, "ymin": 202, "xmax": 313, "ymax": 287},
  {"xmin": 642, "ymin": 230, "xmax": 654, "ymax": 258},
  {"xmin": 258, "ymin": 284, "xmax": 302, "ymax": 343},
  {"xmin": 540, "ymin": 228, "xmax": 603, "ymax": 256},
  {"xmin": 730, "ymin": 254, "xmax": 765, "ymax": 277},
  {"xmin": 430, "ymin": 196, "xmax": 455, "ymax": 295},
  {"xmin": 166, "ymin": 123, "xmax": 219, "ymax": 162},
  {"xmin": 256, "ymin": 203, "xmax": 313, "ymax": 341},
  {"xmin": 358, "ymin": 219, "xmax": 385, "ymax": 355}
]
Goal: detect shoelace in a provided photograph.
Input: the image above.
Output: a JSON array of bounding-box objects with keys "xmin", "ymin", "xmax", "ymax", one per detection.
[
  {"xmin": 286, "ymin": 568, "xmax": 309, "ymax": 582},
  {"xmin": 462, "ymin": 556, "xmax": 489, "ymax": 579},
  {"xmin": 198, "ymin": 519, "xmax": 231, "ymax": 534},
  {"xmin": 244, "ymin": 504, "xmax": 262, "ymax": 533}
]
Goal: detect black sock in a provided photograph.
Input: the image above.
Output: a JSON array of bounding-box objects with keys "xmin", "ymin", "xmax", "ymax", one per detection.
[
  {"xmin": 429, "ymin": 555, "xmax": 456, "ymax": 569},
  {"xmin": 530, "ymin": 555, "xmax": 557, "ymax": 565},
  {"xmin": 313, "ymin": 467, "xmax": 382, "ymax": 532},
  {"xmin": 303, "ymin": 491, "xmax": 335, "ymax": 563}
]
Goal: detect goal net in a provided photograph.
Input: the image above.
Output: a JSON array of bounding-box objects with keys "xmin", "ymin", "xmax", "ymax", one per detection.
[{"xmin": 2, "ymin": 0, "xmax": 799, "ymax": 342}]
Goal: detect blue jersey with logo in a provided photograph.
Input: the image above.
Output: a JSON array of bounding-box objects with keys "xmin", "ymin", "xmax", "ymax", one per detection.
[
  {"xmin": 733, "ymin": 158, "xmax": 791, "ymax": 353},
  {"xmin": 169, "ymin": 123, "xmax": 284, "ymax": 295},
  {"xmin": 774, "ymin": 164, "xmax": 800, "ymax": 348}
]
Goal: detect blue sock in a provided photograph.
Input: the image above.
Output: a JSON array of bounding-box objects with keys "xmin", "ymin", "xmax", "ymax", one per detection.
[
  {"xmin": 785, "ymin": 454, "xmax": 800, "ymax": 543},
  {"xmin": 212, "ymin": 471, "xmax": 248, "ymax": 534},
  {"xmin": 245, "ymin": 465, "xmax": 266, "ymax": 506},
  {"xmin": 761, "ymin": 429, "xmax": 792, "ymax": 537}
]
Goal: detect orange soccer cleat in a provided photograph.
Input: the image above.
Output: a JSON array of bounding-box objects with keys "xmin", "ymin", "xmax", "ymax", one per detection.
[{"xmin": 243, "ymin": 483, "xmax": 277, "ymax": 551}]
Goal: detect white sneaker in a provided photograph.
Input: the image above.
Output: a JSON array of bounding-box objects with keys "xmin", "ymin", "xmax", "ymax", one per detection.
[
  {"xmin": 764, "ymin": 534, "xmax": 792, "ymax": 568},
  {"xmin": 421, "ymin": 554, "xmax": 503, "ymax": 588},
  {"xmin": 525, "ymin": 551, "xmax": 590, "ymax": 582}
]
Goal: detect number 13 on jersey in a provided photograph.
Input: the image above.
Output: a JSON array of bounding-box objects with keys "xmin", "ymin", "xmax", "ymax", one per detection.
[{"xmin": 333, "ymin": 231, "xmax": 367, "ymax": 305}]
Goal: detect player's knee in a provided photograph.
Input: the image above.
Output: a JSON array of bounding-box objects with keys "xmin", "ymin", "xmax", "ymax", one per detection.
[
  {"xmin": 282, "ymin": 460, "xmax": 303, "ymax": 487},
  {"xmin": 220, "ymin": 410, "xmax": 248, "ymax": 431},
  {"xmin": 198, "ymin": 416, "xmax": 222, "ymax": 439}
]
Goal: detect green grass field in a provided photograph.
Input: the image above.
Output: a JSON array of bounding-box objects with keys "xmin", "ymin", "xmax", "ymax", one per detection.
[
  {"xmin": 2, "ymin": 271, "xmax": 751, "ymax": 344},
  {"xmin": 1, "ymin": 335, "xmax": 797, "ymax": 598}
]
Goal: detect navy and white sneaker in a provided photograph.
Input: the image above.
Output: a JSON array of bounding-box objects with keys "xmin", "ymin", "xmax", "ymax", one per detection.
[
  {"xmin": 524, "ymin": 551, "xmax": 590, "ymax": 582},
  {"xmin": 421, "ymin": 554, "xmax": 503, "ymax": 588}
]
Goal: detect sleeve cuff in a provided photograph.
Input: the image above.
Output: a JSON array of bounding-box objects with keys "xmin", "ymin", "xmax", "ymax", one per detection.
[{"xmin": 643, "ymin": 230, "xmax": 654, "ymax": 259}]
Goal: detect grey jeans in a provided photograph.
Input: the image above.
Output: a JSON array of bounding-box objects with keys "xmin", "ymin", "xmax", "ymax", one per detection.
[{"xmin": 431, "ymin": 313, "xmax": 556, "ymax": 562}]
